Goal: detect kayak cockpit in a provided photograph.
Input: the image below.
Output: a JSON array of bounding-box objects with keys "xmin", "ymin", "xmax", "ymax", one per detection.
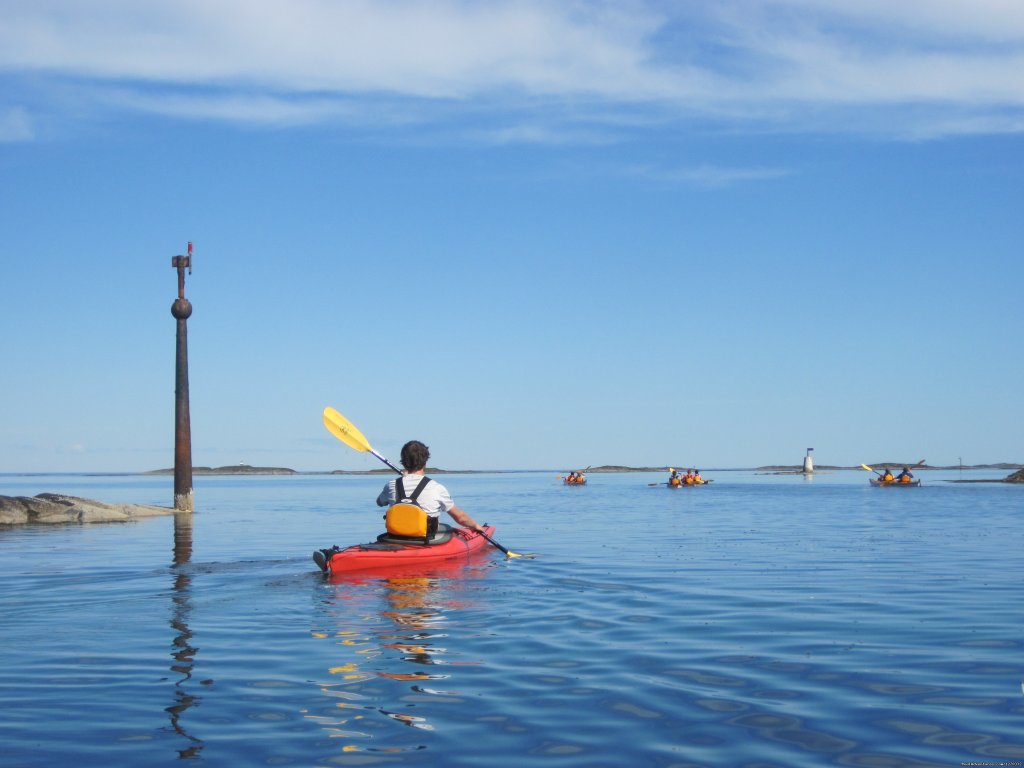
[{"xmin": 374, "ymin": 524, "xmax": 455, "ymax": 548}]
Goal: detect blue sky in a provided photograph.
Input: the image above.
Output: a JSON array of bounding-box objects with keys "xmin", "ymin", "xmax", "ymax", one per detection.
[{"xmin": 1, "ymin": 1, "xmax": 1021, "ymax": 473}]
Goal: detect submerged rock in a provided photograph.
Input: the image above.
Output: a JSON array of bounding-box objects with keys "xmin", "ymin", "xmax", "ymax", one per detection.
[{"xmin": 0, "ymin": 493, "xmax": 173, "ymax": 525}]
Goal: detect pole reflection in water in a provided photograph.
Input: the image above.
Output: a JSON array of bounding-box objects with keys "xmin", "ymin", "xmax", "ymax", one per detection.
[
  {"xmin": 308, "ymin": 557, "xmax": 490, "ymax": 753},
  {"xmin": 167, "ymin": 510, "xmax": 204, "ymax": 759}
]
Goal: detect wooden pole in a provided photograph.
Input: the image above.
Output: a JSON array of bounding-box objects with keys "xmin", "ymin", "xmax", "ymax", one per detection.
[{"xmin": 171, "ymin": 243, "xmax": 194, "ymax": 511}]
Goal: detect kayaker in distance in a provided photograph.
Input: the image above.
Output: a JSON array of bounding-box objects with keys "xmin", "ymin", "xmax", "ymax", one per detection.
[
  {"xmin": 375, "ymin": 440, "xmax": 486, "ymax": 538},
  {"xmin": 896, "ymin": 466, "xmax": 914, "ymax": 484},
  {"xmin": 880, "ymin": 467, "xmax": 895, "ymax": 482}
]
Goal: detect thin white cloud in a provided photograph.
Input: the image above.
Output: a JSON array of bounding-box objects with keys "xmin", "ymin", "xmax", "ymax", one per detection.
[
  {"xmin": 766, "ymin": 0, "xmax": 1024, "ymax": 40},
  {"xmin": 629, "ymin": 163, "xmax": 792, "ymax": 188},
  {"xmin": 0, "ymin": 0, "xmax": 669, "ymax": 98},
  {"xmin": 0, "ymin": 107, "xmax": 34, "ymax": 141},
  {"xmin": 100, "ymin": 87, "xmax": 394, "ymax": 127},
  {"xmin": 698, "ymin": 1, "xmax": 1024, "ymax": 105},
  {"xmin": 1, "ymin": 0, "xmax": 1022, "ymax": 139},
  {"xmin": 897, "ymin": 111, "xmax": 1024, "ymax": 140}
]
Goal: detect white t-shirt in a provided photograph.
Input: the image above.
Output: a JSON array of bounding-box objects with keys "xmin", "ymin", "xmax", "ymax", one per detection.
[{"xmin": 376, "ymin": 475, "xmax": 454, "ymax": 519}]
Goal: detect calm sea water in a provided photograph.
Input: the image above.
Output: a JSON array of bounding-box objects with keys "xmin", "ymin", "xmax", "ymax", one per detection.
[{"xmin": 1, "ymin": 469, "xmax": 1022, "ymax": 767}]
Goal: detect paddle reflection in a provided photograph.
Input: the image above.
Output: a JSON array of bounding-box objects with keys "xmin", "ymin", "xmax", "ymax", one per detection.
[
  {"xmin": 167, "ymin": 510, "xmax": 203, "ymax": 759},
  {"xmin": 310, "ymin": 556, "xmax": 489, "ymax": 750}
]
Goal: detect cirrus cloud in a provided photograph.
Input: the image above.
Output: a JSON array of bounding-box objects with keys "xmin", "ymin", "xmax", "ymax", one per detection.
[{"xmin": 1, "ymin": 0, "xmax": 1022, "ymax": 141}]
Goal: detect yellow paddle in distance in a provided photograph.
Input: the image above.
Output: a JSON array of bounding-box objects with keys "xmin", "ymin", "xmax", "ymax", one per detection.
[
  {"xmin": 863, "ymin": 460, "xmax": 925, "ymax": 474},
  {"xmin": 322, "ymin": 406, "xmax": 533, "ymax": 559}
]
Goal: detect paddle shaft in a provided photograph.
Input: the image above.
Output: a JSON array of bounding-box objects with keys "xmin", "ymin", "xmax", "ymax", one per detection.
[
  {"xmin": 479, "ymin": 530, "xmax": 515, "ymax": 556},
  {"xmin": 864, "ymin": 460, "xmax": 925, "ymax": 475},
  {"xmin": 372, "ymin": 449, "xmax": 403, "ymax": 475}
]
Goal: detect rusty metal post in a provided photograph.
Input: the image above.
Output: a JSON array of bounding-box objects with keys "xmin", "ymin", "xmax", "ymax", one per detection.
[{"xmin": 171, "ymin": 243, "xmax": 194, "ymax": 511}]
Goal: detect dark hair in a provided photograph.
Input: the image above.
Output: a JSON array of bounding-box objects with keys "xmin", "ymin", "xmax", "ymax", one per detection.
[{"xmin": 400, "ymin": 440, "xmax": 430, "ymax": 472}]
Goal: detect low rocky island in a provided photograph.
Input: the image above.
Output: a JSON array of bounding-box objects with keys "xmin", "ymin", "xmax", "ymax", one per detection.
[
  {"xmin": 146, "ymin": 464, "xmax": 297, "ymax": 475},
  {"xmin": 0, "ymin": 494, "xmax": 174, "ymax": 525}
]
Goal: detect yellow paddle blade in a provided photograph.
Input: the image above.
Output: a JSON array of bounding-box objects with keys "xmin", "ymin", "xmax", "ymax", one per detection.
[
  {"xmin": 860, "ymin": 464, "xmax": 874, "ymax": 472},
  {"xmin": 323, "ymin": 407, "xmax": 373, "ymax": 453}
]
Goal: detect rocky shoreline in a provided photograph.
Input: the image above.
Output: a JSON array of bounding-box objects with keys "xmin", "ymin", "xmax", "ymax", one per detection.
[
  {"xmin": 1008, "ymin": 468, "xmax": 1024, "ymax": 483},
  {"xmin": 0, "ymin": 493, "xmax": 174, "ymax": 525}
]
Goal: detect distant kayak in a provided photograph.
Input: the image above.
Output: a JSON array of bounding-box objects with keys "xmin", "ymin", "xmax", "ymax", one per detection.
[
  {"xmin": 869, "ymin": 479, "xmax": 921, "ymax": 487},
  {"xmin": 666, "ymin": 480, "xmax": 712, "ymax": 488},
  {"xmin": 316, "ymin": 524, "xmax": 496, "ymax": 574}
]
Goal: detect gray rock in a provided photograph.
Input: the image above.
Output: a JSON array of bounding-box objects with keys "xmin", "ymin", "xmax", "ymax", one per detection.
[{"xmin": 0, "ymin": 494, "xmax": 174, "ymax": 525}]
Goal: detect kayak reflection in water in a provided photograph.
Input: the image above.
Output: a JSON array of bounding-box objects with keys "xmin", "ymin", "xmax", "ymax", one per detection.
[
  {"xmin": 319, "ymin": 567, "xmax": 479, "ymax": 742},
  {"xmin": 375, "ymin": 570, "xmax": 476, "ymax": 732},
  {"xmin": 379, "ymin": 577, "xmax": 448, "ymax": 677}
]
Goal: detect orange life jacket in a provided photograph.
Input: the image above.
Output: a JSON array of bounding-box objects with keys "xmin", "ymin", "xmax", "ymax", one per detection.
[{"xmin": 385, "ymin": 477, "xmax": 431, "ymax": 539}]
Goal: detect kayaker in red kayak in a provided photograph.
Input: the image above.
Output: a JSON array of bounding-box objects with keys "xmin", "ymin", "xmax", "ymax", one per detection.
[
  {"xmin": 313, "ymin": 440, "xmax": 486, "ymax": 571},
  {"xmin": 375, "ymin": 440, "xmax": 487, "ymax": 538}
]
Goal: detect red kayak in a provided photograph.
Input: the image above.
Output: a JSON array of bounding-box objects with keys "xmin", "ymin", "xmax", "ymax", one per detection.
[{"xmin": 316, "ymin": 524, "xmax": 496, "ymax": 574}]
